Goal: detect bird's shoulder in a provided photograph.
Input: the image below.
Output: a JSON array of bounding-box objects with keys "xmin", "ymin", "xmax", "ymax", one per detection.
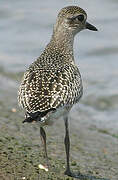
[{"xmin": 23, "ymin": 58, "xmax": 80, "ymax": 87}]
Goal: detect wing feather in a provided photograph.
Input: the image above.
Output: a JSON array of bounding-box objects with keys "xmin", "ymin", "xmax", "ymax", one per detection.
[{"xmin": 18, "ymin": 64, "xmax": 82, "ymax": 113}]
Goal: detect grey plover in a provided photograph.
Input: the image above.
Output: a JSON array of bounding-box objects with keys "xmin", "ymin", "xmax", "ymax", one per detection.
[{"xmin": 18, "ymin": 6, "xmax": 97, "ymax": 177}]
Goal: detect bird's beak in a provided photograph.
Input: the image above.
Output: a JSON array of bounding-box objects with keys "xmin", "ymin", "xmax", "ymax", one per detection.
[{"xmin": 86, "ymin": 22, "xmax": 98, "ymax": 31}]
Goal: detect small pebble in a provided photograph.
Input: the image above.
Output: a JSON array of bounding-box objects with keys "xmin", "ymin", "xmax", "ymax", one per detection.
[
  {"xmin": 11, "ymin": 108, "xmax": 16, "ymax": 112},
  {"xmin": 71, "ymin": 161, "xmax": 77, "ymax": 166},
  {"xmin": 38, "ymin": 164, "xmax": 48, "ymax": 172},
  {"xmin": 22, "ymin": 177, "xmax": 26, "ymax": 180}
]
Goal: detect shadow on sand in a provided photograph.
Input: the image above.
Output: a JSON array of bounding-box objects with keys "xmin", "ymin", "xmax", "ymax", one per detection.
[{"xmin": 68, "ymin": 171, "xmax": 110, "ymax": 180}]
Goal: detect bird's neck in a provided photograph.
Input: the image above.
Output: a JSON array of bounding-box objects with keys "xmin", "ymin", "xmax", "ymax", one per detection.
[{"xmin": 48, "ymin": 28, "xmax": 75, "ymax": 62}]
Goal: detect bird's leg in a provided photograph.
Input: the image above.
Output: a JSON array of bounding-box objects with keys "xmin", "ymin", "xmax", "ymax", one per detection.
[
  {"xmin": 40, "ymin": 127, "xmax": 49, "ymax": 168},
  {"xmin": 64, "ymin": 116, "xmax": 72, "ymax": 176}
]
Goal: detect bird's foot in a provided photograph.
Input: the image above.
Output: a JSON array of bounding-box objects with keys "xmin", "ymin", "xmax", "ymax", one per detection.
[
  {"xmin": 64, "ymin": 169, "xmax": 82, "ymax": 178},
  {"xmin": 64, "ymin": 169, "xmax": 75, "ymax": 177}
]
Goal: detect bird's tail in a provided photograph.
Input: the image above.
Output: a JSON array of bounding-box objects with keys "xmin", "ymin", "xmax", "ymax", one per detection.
[
  {"xmin": 22, "ymin": 108, "xmax": 56, "ymax": 123},
  {"xmin": 22, "ymin": 116, "xmax": 35, "ymax": 123}
]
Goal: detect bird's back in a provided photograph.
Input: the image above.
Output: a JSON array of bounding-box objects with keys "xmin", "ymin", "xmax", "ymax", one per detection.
[{"xmin": 18, "ymin": 45, "xmax": 83, "ymax": 115}]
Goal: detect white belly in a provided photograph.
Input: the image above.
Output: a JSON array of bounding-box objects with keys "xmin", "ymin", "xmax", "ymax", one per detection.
[{"xmin": 37, "ymin": 106, "xmax": 71, "ymax": 127}]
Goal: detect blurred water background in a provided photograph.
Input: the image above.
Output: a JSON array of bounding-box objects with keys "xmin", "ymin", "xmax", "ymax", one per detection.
[{"xmin": 0, "ymin": 0, "xmax": 118, "ymax": 133}]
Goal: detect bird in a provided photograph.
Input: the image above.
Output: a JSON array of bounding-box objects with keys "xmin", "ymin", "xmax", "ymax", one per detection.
[{"xmin": 18, "ymin": 6, "xmax": 97, "ymax": 177}]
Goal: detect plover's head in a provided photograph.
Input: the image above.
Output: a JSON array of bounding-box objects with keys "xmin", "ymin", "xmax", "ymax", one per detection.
[{"xmin": 54, "ymin": 6, "xmax": 98, "ymax": 36}]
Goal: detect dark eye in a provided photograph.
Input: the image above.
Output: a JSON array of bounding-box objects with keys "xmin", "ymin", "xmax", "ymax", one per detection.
[{"xmin": 76, "ymin": 14, "xmax": 84, "ymax": 22}]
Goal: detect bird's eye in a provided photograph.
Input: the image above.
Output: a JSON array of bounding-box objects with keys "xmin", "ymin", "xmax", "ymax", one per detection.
[{"xmin": 76, "ymin": 14, "xmax": 85, "ymax": 22}]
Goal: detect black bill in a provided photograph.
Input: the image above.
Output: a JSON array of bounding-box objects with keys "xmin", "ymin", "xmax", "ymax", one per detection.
[{"xmin": 86, "ymin": 22, "xmax": 98, "ymax": 31}]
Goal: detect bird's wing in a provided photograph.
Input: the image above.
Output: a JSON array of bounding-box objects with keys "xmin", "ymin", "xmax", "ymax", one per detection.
[{"xmin": 18, "ymin": 64, "xmax": 82, "ymax": 113}]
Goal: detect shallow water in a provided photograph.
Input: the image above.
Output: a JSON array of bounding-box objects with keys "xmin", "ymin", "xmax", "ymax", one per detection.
[{"xmin": 0, "ymin": 0, "xmax": 118, "ymax": 133}]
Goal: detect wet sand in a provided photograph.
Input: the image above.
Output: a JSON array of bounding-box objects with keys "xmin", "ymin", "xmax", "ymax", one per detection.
[{"xmin": 0, "ymin": 74, "xmax": 118, "ymax": 180}]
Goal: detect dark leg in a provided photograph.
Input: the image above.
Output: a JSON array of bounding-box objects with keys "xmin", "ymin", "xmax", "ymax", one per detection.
[
  {"xmin": 64, "ymin": 116, "xmax": 72, "ymax": 176},
  {"xmin": 40, "ymin": 127, "xmax": 49, "ymax": 167}
]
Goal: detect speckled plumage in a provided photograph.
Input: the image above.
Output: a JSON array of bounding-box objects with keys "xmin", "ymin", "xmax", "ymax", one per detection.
[
  {"xmin": 18, "ymin": 6, "xmax": 97, "ymax": 176},
  {"xmin": 19, "ymin": 61, "xmax": 82, "ymax": 112},
  {"xmin": 18, "ymin": 6, "xmax": 85, "ymax": 124},
  {"xmin": 18, "ymin": 6, "xmax": 97, "ymax": 125}
]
